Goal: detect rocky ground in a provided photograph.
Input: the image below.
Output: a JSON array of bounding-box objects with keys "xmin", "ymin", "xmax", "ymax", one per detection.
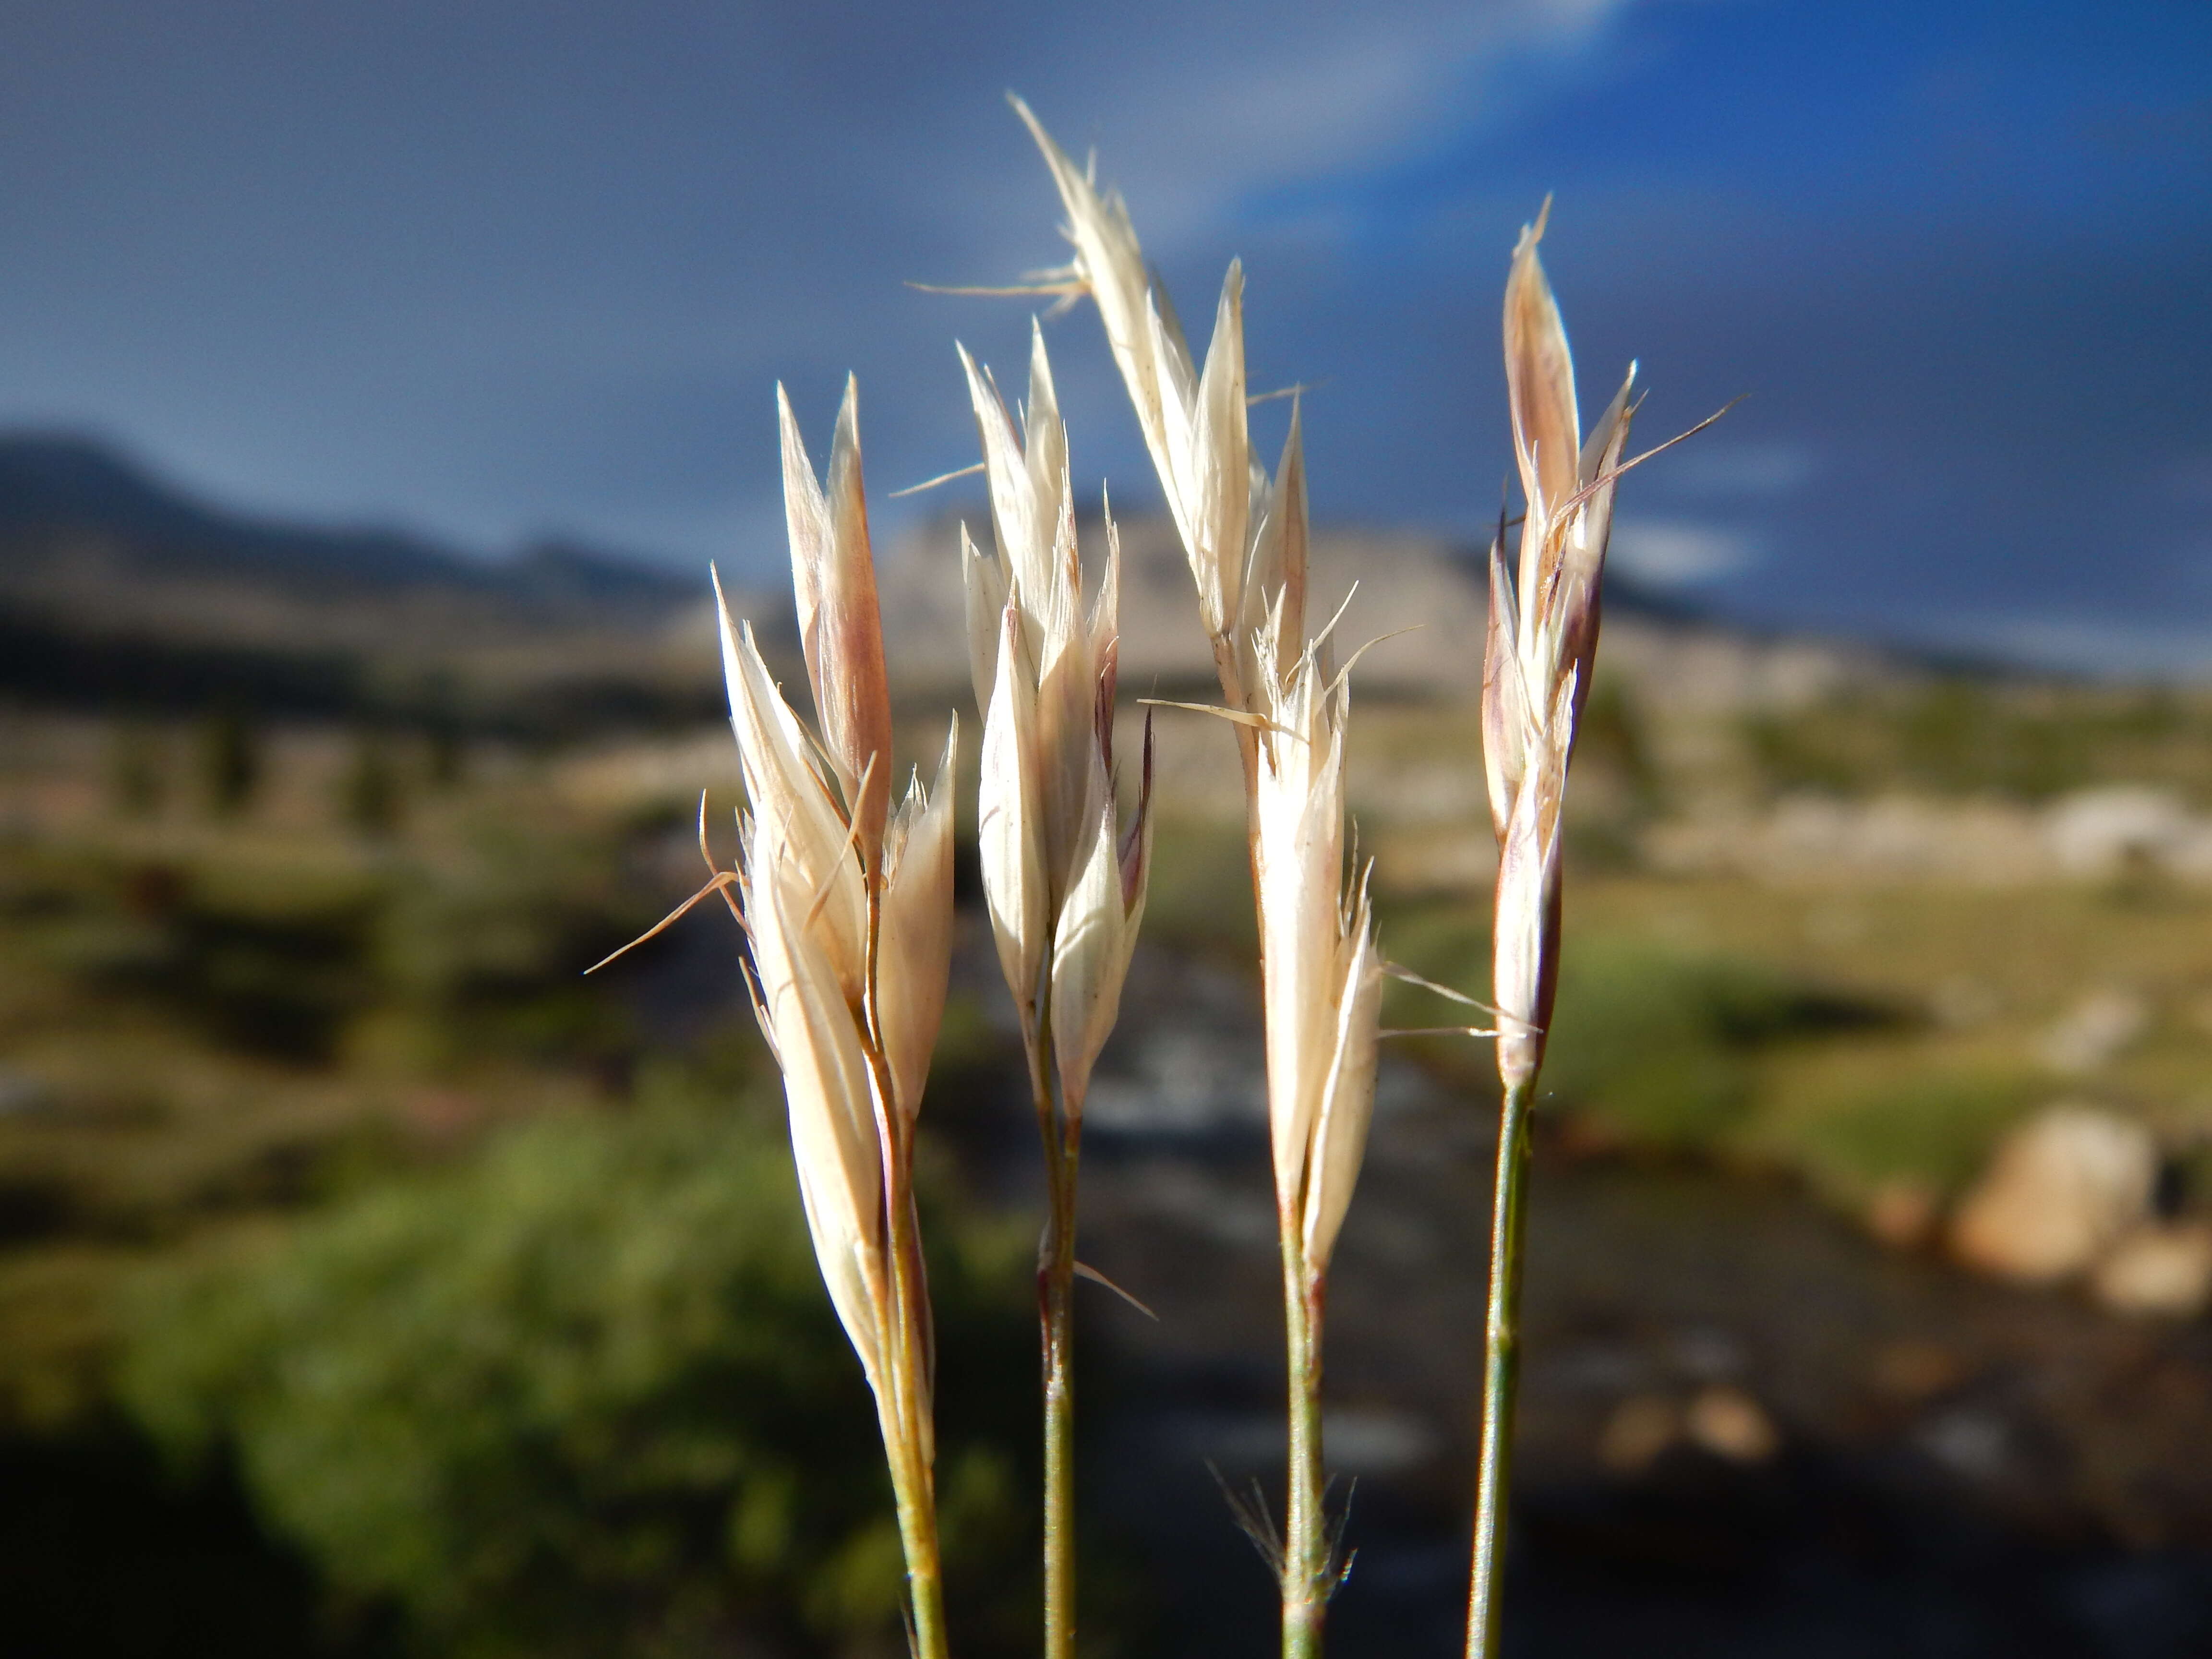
[
  {"xmin": 973, "ymin": 943, "xmax": 2212, "ymax": 1658},
  {"xmin": 14, "ymin": 688, "xmax": 2212, "ymax": 1655}
]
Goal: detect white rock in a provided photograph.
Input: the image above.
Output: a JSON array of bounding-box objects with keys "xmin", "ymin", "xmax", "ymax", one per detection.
[
  {"xmin": 1685, "ymin": 1385, "xmax": 1779, "ymax": 1463},
  {"xmin": 2045, "ymin": 786, "xmax": 2192, "ymax": 878},
  {"xmin": 1599, "ymin": 1395, "xmax": 1679, "ymax": 1475},
  {"xmin": 1950, "ymin": 1104, "xmax": 2157, "ymax": 1283},
  {"xmin": 2091, "ymin": 1222, "xmax": 2212, "ymax": 1318},
  {"xmin": 1864, "ymin": 1178, "xmax": 1939, "ymax": 1250},
  {"xmin": 2040, "ymin": 988, "xmax": 2149, "ymax": 1075}
]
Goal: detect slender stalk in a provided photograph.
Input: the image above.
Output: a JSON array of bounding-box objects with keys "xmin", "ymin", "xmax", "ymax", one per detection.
[
  {"xmin": 862, "ymin": 887, "xmax": 951, "ymax": 1659},
  {"xmin": 1023, "ymin": 1006, "xmax": 1080, "ymax": 1659},
  {"xmin": 1237, "ymin": 626, "xmax": 1335, "ymax": 1659},
  {"xmin": 1467, "ymin": 1076, "xmax": 1535, "ymax": 1659},
  {"xmin": 876, "ymin": 1118, "xmax": 951, "ymax": 1659},
  {"xmin": 879, "ymin": 1382, "xmax": 951, "ymax": 1659},
  {"xmin": 1279, "ymin": 1229, "xmax": 1329, "ymax": 1659},
  {"xmin": 864, "ymin": 1100, "xmax": 951, "ymax": 1659},
  {"xmin": 1041, "ymin": 1232, "xmax": 1075, "ymax": 1659}
]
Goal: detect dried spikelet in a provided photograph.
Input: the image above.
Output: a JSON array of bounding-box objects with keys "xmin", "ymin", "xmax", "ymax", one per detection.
[
  {"xmin": 1011, "ymin": 96, "xmax": 1389, "ymax": 1652},
  {"xmin": 1012, "ymin": 96, "xmax": 1251, "ymax": 684},
  {"xmin": 960, "ymin": 329, "xmax": 1152, "ymax": 1103},
  {"xmin": 1471, "ymin": 207, "xmax": 1649, "ymax": 1659},
  {"xmin": 1013, "ymin": 100, "xmax": 1382, "ymax": 1272},
  {"xmin": 716, "ymin": 592, "xmax": 962, "ymax": 1375},
  {"xmin": 878, "ymin": 728, "xmax": 959, "ymax": 1121},
  {"xmin": 959, "ymin": 314, "xmax": 1154, "ymax": 1659},
  {"xmin": 1048, "ymin": 764, "xmax": 1148, "ymax": 1111},
  {"xmin": 1240, "ymin": 402, "xmax": 1310, "ymax": 698},
  {"xmin": 1486, "ymin": 208, "xmax": 1636, "ymax": 1087},
  {"xmin": 738, "ymin": 799, "xmax": 888, "ymax": 1375},
  {"xmin": 779, "ymin": 378, "xmax": 895, "ymax": 869},
  {"xmin": 1489, "ymin": 673, "xmax": 1571, "ymax": 1089},
  {"xmin": 1249, "ymin": 588, "xmax": 1384, "ymax": 1277},
  {"xmin": 711, "ymin": 387, "xmax": 960, "ymax": 1464},
  {"xmin": 978, "ymin": 598, "xmax": 1049, "ymax": 1021}
]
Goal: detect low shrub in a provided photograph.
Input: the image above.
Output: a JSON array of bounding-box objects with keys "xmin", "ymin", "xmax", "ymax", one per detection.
[{"xmin": 121, "ymin": 1074, "xmax": 1034, "ymax": 1658}]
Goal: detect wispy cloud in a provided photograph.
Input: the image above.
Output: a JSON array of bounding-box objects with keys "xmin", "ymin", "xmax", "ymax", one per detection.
[
  {"xmin": 1042, "ymin": 0, "xmax": 1636, "ymax": 245},
  {"xmin": 0, "ymin": 0, "xmax": 2205, "ymax": 677},
  {"xmin": 1654, "ymin": 440, "xmax": 1817, "ymax": 501},
  {"xmin": 1609, "ymin": 516, "xmax": 1759, "ymax": 586}
]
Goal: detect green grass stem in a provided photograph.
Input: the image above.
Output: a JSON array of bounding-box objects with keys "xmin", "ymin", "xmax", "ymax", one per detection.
[{"xmin": 1467, "ymin": 1075, "xmax": 1534, "ymax": 1659}]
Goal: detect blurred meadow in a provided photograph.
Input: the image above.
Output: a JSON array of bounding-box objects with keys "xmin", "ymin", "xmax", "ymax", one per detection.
[
  {"xmin": 5, "ymin": 3, "xmax": 2212, "ymax": 1655},
  {"xmin": 12, "ymin": 469, "xmax": 2212, "ymax": 1654}
]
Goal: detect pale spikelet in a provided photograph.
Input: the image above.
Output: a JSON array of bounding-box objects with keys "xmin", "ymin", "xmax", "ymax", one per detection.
[
  {"xmin": 960, "ymin": 523, "xmax": 1009, "ymax": 721},
  {"xmin": 1252, "ymin": 634, "xmax": 1347, "ymax": 1196},
  {"xmin": 960, "ymin": 331, "xmax": 1097, "ymax": 894},
  {"xmin": 1479, "ymin": 537, "xmax": 1529, "ymax": 842},
  {"xmin": 715, "ymin": 586, "xmax": 868, "ymax": 1004},
  {"xmin": 960, "ymin": 325, "xmax": 1072, "ymax": 658},
  {"xmin": 1490, "ymin": 675, "xmax": 1571, "ymax": 1090},
  {"xmin": 1006, "ymin": 97, "xmax": 1158, "ymax": 449},
  {"xmin": 1301, "ymin": 879, "xmax": 1383, "ymax": 1273},
  {"xmin": 779, "ymin": 378, "xmax": 894, "ymax": 868},
  {"xmin": 878, "ymin": 723, "xmax": 961, "ymax": 1120},
  {"xmin": 713, "ymin": 385, "xmax": 959, "ymax": 1436},
  {"xmin": 740, "ymin": 805, "xmax": 888, "ymax": 1378},
  {"xmin": 1501, "ymin": 210, "xmax": 1635, "ymax": 757},
  {"xmin": 1011, "ymin": 101, "xmax": 1389, "ymax": 1646},
  {"xmin": 1238, "ymin": 407, "xmax": 1311, "ymax": 715},
  {"xmin": 1012, "ymin": 96, "xmax": 1251, "ymax": 670},
  {"xmin": 1486, "ymin": 205, "xmax": 1637, "ymax": 1087},
  {"xmin": 978, "ymin": 601, "xmax": 1049, "ymax": 1019},
  {"xmin": 961, "ymin": 330, "xmax": 1152, "ymax": 1097},
  {"xmin": 1251, "ymin": 613, "xmax": 1385, "ymax": 1276},
  {"xmin": 1047, "ymin": 756, "xmax": 1151, "ymax": 1113},
  {"xmin": 1015, "ymin": 105, "xmax": 1381, "ymax": 1270}
]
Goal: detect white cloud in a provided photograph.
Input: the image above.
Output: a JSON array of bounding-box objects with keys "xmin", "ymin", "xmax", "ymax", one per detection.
[
  {"xmin": 1004, "ymin": 0, "xmax": 1640, "ymax": 251},
  {"xmin": 1656, "ymin": 440, "xmax": 1819, "ymax": 500},
  {"xmin": 1608, "ymin": 516, "xmax": 1759, "ymax": 585},
  {"xmin": 0, "ymin": 0, "xmax": 1658, "ymax": 562}
]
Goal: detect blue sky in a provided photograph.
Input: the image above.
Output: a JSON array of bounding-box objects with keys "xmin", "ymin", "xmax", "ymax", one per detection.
[{"xmin": 0, "ymin": 1, "xmax": 2206, "ymax": 670}]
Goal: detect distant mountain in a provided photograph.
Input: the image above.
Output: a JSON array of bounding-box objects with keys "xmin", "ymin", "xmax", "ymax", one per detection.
[
  {"xmin": 871, "ymin": 509, "xmax": 1902, "ymax": 712},
  {"xmin": 0, "ymin": 433, "xmax": 739, "ymax": 728},
  {"xmin": 0, "ymin": 432, "xmax": 1928, "ymax": 732},
  {"xmin": 0, "ymin": 433, "xmax": 698, "ymax": 617}
]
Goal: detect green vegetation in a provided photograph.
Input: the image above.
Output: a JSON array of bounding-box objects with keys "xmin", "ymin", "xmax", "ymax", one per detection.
[
  {"xmin": 201, "ymin": 706, "xmax": 263, "ymax": 815},
  {"xmin": 1542, "ymin": 940, "xmax": 1896, "ymax": 1149},
  {"xmin": 11, "ymin": 824, "xmax": 644, "ymax": 1074},
  {"xmin": 1745, "ymin": 678, "xmax": 2212, "ymax": 802},
  {"xmin": 1753, "ymin": 1067, "xmax": 2042, "ymax": 1209},
  {"xmin": 341, "ymin": 732, "xmax": 404, "ymax": 837},
  {"xmin": 8, "ymin": 669, "xmax": 2212, "ymax": 1651},
  {"xmin": 0, "ymin": 785, "xmax": 662, "ymax": 1430},
  {"xmin": 0, "ymin": 720, "xmax": 1068, "ymax": 1656},
  {"xmin": 122, "ymin": 1078, "xmax": 1036, "ymax": 1659},
  {"xmin": 1384, "ymin": 910, "xmax": 1908, "ymax": 1161},
  {"xmin": 108, "ymin": 720, "xmax": 167, "ymax": 817}
]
